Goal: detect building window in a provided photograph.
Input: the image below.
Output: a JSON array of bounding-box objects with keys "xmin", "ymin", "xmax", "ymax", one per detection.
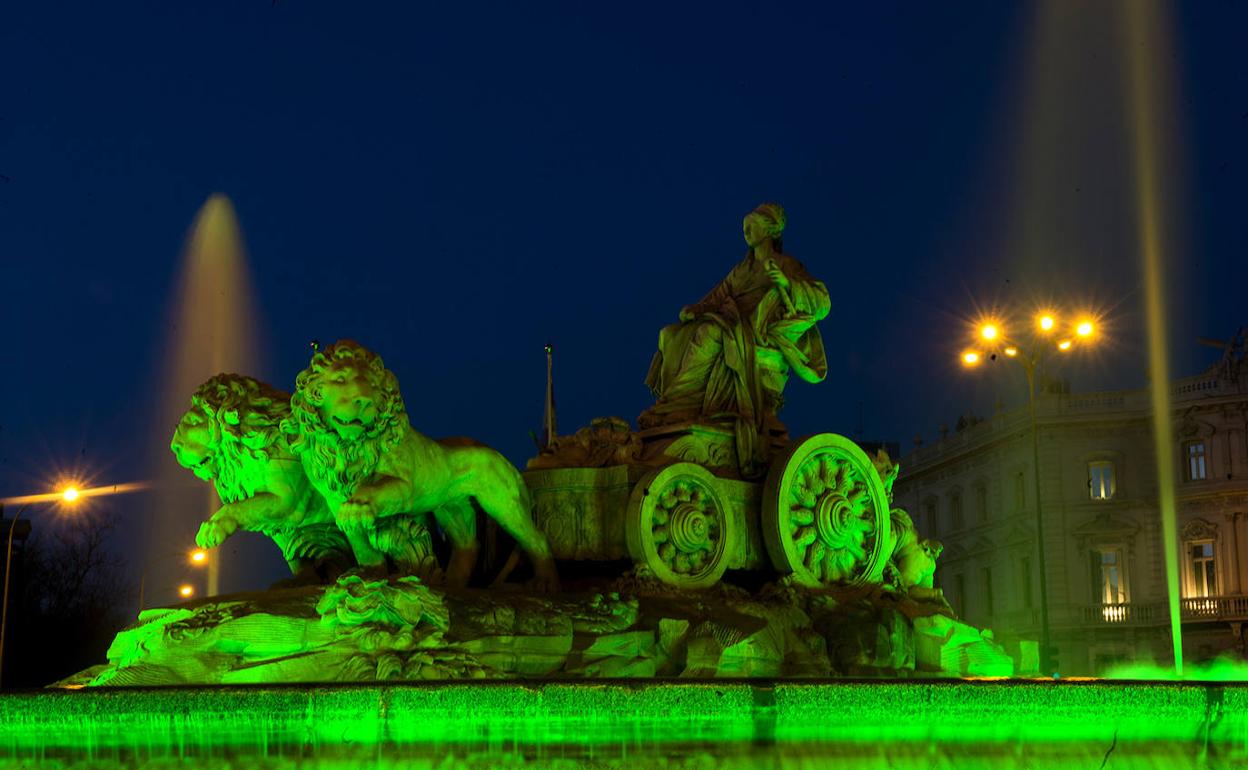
[
  {"xmin": 950, "ymin": 490, "xmax": 964, "ymax": 531},
  {"xmin": 1019, "ymin": 557, "xmax": 1033, "ymax": 609},
  {"xmin": 1186, "ymin": 541, "xmax": 1217, "ymax": 597},
  {"xmin": 981, "ymin": 566, "xmax": 994, "ymax": 617},
  {"xmin": 975, "ymin": 484, "xmax": 988, "ymax": 523},
  {"xmin": 1186, "ymin": 441, "xmax": 1207, "ymax": 481},
  {"xmin": 1089, "ymin": 461, "xmax": 1116, "ymax": 500},
  {"xmin": 1091, "ymin": 547, "xmax": 1127, "ymax": 604},
  {"xmin": 924, "ymin": 499, "xmax": 938, "ymax": 536},
  {"xmin": 1014, "ymin": 471, "xmax": 1026, "ymax": 510}
]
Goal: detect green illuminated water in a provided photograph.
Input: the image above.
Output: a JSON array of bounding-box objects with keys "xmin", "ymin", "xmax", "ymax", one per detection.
[
  {"xmin": 1, "ymin": 680, "xmax": 1245, "ymax": 768},
  {"xmin": 1107, "ymin": 654, "xmax": 1248, "ymax": 682}
]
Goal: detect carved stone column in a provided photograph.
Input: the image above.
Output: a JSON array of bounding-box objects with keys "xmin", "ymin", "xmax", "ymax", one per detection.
[{"xmin": 1229, "ymin": 511, "xmax": 1248, "ymax": 595}]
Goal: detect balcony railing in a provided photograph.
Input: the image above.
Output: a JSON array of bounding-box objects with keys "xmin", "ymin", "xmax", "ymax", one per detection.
[{"xmin": 1082, "ymin": 595, "xmax": 1248, "ymax": 625}]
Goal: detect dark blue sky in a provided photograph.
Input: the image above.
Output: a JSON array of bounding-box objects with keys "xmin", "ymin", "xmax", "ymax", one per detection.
[{"xmin": 2, "ymin": 2, "xmax": 1245, "ymax": 595}]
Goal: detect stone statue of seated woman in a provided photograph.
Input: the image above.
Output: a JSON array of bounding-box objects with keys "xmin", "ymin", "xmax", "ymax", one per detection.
[{"xmin": 638, "ymin": 203, "xmax": 830, "ymax": 476}]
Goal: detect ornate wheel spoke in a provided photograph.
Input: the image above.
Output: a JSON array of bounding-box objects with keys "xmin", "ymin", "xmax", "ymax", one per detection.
[
  {"xmin": 805, "ymin": 541, "xmax": 826, "ymax": 572},
  {"xmin": 794, "ymin": 525, "xmax": 817, "ymax": 548},
  {"xmin": 791, "ymin": 508, "xmax": 815, "ymax": 527}
]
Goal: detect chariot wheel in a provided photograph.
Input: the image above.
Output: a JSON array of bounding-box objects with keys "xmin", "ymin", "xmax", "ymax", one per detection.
[
  {"xmin": 762, "ymin": 434, "xmax": 891, "ymax": 587},
  {"xmin": 625, "ymin": 462, "xmax": 734, "ymax": 589}
]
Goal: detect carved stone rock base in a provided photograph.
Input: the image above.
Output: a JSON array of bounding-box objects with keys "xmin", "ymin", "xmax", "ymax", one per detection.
[{"xmin": 59, "ymin": 574, "xmax": 1018, "ymax": 687}]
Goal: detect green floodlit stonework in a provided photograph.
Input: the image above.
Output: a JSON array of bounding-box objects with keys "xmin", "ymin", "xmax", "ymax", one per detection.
[
  {"xmin": 1, "ymin": 681, "xmax": 1246, "ymax": 768},
  {"xmin": 25, "ymin": 202, "xmax": 1220, "ymax": 768}
]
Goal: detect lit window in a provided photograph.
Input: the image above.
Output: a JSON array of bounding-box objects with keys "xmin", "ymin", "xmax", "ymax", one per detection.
[
  {"xmin": 950, "ymin": 490, "xmax": 964, "ymax": 531},
  {"xmin": 975, "ymin": 484, "xmax": 988, "ymax": 523},
  {"xmin": 1186, "ymin": 441, "xmax": 1207, "ymax": 481},
  {"xmin": 1089, "ymin": 461, "xmax": 1116, "ymax": 500},
  {"xmin": 1092, "ymin": 547, "xmax": 1127, "ymax": 604},
  {"xmin": 1187, "ymin": 541, "xmax": 1217, "ymax": 597}
]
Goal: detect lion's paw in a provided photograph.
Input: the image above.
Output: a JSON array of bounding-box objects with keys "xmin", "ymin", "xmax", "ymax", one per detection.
[{"xmin": 196, "ymin": 519, "xmax": 232, "ymax": 549}]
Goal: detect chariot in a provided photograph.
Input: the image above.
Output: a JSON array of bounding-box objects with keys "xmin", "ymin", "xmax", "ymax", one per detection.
[{"xmin": 523, "ymin": 423, "xmax": 893, "ymax": 590}]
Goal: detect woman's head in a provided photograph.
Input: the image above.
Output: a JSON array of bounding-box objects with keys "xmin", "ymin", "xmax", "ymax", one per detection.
[{"xmin": 743, "ymin": 202, "xmax": 786, "ymax": 250}]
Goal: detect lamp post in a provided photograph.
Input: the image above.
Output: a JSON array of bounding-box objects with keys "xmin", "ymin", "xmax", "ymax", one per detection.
[
  {"xmin": 138, "ymin": 548, "xmax": 208, "ymax": 612},
  {"xmin": 0, "ymin": 486, "xmax": 81, "ymax": 688},
  {"xmin": 960, "ymin": 311, "xmax": 1099, "ymax": 677}
]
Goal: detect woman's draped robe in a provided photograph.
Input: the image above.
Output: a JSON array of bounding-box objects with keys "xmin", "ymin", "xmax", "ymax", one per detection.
[{"xmin": 640, "ymin": 252, "xmax": 830, "ymax": 475}]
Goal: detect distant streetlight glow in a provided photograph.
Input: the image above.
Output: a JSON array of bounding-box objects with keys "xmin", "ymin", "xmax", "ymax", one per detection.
[
  {"xmin": 1057, "ymin": 339, "xmax": 1073, "ymax": 351},
  {"xmin": 61, "ymin": 487, "xmax": 79, "ymax": 503},
  {"xmin": 1038, "ymin": 315, "xmax": 1056, "ymax": 332},
  {"xmin": 962, "ymin": 351, "xmax": 981, "ymax": 366},
  {"xmin": 1004, "ymin": 346, "xmax": 1019, "ymax": 357},
  {"xmin": 1076, "ymin": 320, "xmax": 1095, "ymax": 337},
  {"xmin": 980, "ymin": 323, "xmax": 1000, "ymax": 341},
  {"xmin": 138, "ymin": 547, "xmax": 208, "ymax": 611}
]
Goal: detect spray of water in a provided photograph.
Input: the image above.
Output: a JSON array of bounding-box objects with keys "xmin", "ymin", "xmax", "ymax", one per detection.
[
  {"xmin": 1122, "ymin": 4, "xmax": 1183, "ymax": 676},
  {"xmin": 149, "ymin": 194, "xmax": 261, "ymax": 604}
]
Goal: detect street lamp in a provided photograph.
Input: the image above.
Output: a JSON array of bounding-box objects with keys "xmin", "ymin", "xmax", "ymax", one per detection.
[
  {"xmin": 959, "ymin": 310, "xmax": 1101, "ymax": 677},
  {"xmin": 0, "ymin": 484, "xmax": 82, "ymax": 688},
  {"xmin": 138, "ymin": 549, "xmax": 208, "ymax": 612}
]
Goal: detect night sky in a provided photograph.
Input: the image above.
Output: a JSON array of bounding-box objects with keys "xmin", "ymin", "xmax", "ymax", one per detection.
[{"xmin": 2, "ymin": 2, "xmax": 1246, "ymax": 599}]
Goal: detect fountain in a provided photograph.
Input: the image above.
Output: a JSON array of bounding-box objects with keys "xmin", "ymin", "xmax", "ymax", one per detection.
[
  {"xmin": 149, "ymin": 194, "xmax": 262, "ymax": 603},
  {"xmin": 1124, "ymin": 0, "xmax": 1185, "ymax": 677},
  {"xmin": 2, "ymin": 130, "xmax": 1243, "ymax": 766}
]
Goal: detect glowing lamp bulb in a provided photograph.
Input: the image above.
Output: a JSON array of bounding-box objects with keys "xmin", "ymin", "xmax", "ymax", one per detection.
[
  {"xmin": 1057, "ymin": 339, "xmax": 1073, "ymax": 351},
  {"xmin": 1004, "ymin": 347, "xmax": 1018, "ymax": 357},
  {"xmin": 62, "ymin": 487, "xmax": 79, "ymax": 502},
  {"xmin": 962, "ymin": 351, "xmax": 981, "ymax": 366},
  {"xmin": 1039, "ymin": 315, "xmax": 1055, "ymax": 332},
  {"xmin": 1076, "ymin": 320, "xmax": 1094, "ymax": 337},
  {"xmin": 190, "ymin": 549, "xmax": 207, "ymax": 564},
  {"xmin": 178, "ymin": 584, "xmax": 195, "ymax": 599},
  {"xmin": 980, "ymin": 324, "xmax": 999, "ymax": 341}
]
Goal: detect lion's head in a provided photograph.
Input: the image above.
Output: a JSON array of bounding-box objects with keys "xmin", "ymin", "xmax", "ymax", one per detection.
[
  {"xmin": 170, "ymin": 374, "xmax": 292, "ymax": 504},
  {"xmin": 285, "ymin": 340, "xmax": 407, "ymax": 500}
]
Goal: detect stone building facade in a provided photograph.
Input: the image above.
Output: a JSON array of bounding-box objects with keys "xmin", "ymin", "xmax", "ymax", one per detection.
[{"xmin": 894, "ymin": 334, "xmax": 1248, "ymax": 675}]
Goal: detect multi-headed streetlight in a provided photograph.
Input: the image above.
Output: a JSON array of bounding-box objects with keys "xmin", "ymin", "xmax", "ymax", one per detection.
[{"xmin": 959, "ymin": 310, "xmax": 1099, "ymax": 677}]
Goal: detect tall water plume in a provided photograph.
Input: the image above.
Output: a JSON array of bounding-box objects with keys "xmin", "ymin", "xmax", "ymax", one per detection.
[
  {"xmin": 148, "ymin": 194, "xmax": 261, "ymax": 605},
  {"xmin": 1122, "ymin": 3, "xmax": 1184, "ymax": 676},
  {"xmin": 994, "ymin": 2, "xmax": 1188, "ymax": 675}
]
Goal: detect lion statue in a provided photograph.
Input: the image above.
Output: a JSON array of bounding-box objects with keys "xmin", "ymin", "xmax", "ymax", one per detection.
[
  {"xmin": 283, "ymin": 340, "xmax": 559, "ymax": 591},
  {"xmin": 170, "ymin": 374, "xmax": 355, "ymax": 581}
]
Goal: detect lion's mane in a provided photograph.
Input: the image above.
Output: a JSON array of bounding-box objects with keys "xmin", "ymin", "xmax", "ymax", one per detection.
[
  {"xmin": 284, "ymin": 340, "xmax": 408, "ymax": 501},
  {"xmin": 176, "ymin": 374, "xmax": 292, "ymax": 504}
]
